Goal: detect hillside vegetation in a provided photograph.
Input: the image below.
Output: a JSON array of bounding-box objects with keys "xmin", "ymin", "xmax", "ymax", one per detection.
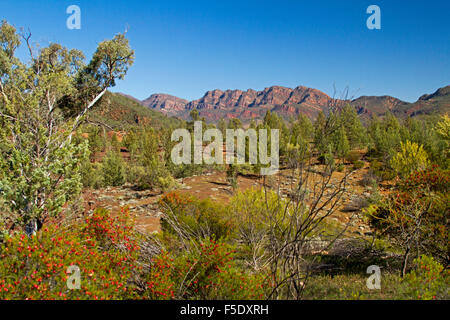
[{"xmin": 0, "ymin": 20, "xmax": 448, "ymax": 300}]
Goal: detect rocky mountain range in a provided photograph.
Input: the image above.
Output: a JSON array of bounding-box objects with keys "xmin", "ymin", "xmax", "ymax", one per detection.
[{"xmin": 134, "ymin": 85, "xmax": 450, "ymax": 123}]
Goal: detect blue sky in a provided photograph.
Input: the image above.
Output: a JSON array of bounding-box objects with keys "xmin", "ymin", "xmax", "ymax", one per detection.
[{"xmin": 1, "ymin": 0, "xmax": 449, "ymax": 102}]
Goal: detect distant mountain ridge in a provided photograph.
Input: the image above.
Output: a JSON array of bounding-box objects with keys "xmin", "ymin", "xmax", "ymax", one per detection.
[
  {"xmin": 142, "ymin": 94, "xmax": 189, "ymax": 117},
  {"xmin": 136, "ymin": 85, "xmax": 450, "ymax": 123}
]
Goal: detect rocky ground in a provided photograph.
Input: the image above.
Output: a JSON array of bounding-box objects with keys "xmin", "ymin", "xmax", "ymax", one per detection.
[{"xmin": 82, "ymin": 159, "xmax": 392, "ymax": 236}]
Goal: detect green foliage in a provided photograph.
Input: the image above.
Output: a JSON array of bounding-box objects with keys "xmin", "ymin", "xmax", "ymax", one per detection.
[
  {"xmin": 123, "ymin": 126, "xmax": 176, "ymax": 190},
  {"xmin": 102, "ymin": 150, "xmax": 126, "ymax": 187},
  {"xmin": 390, "ymin": 140, "xmax": 430, "ymax": 178},
  {"xmin": 403, "ymin": 255, "xmax": 449, "ymax": 300},
  {"xmin": 0, "ymin": 208, "xmax": 140, "ymax": 300},
  {"xmin": 346, "ymin": 150, "xmax": 361, "ymax": 164},
  {"xmin": 284, "ymin": 114, "xmax": 312, "ymax": 168},
  {"xmin": 227, "ymin": 189, "xmax": 292, "ymax": 267},
  {"xmin": 331, "ymin": 125, "xmax": 350, "ymax": 159},
  {"xmin": 313, "ymin": 107, "xmax": 365, "ymax": 160},
  {"xmin": 289, "ymin": 114, "xmax": 313, "ymax": 142},
  {"xmin": 0, "ymin": 139, "xmax": 89, "ymax": 230},
  {"xmin": 157, "ymin": 176, "xmax": 177, "ymax": 192},
  {"xmin": 435, "ymin": 114, "xmax": 450, "ymax": 141},
  {"xmin": 0, "ymin": 20, "xmax": 133, "ymax": 232},
  {"xmin": 303, "ymin": 273, "xmax": 420, "ymax": 300},
  {"xmin": 318, "ymin": 150, "xmax": 335, "ymax": 167},
  {"xmin": 369, "ymin": 159, "xmax": 395, "ymax": 181},
  {"xmin": 339, "ymin": 105, "xmax": 367, "ymax": 149},
  {"xmin": 367, "ymin": 113, "xmax": 404, "ymax": 162},
  {"xmin": 366, "ymin": 166, "xmax": 449, "ymax": 267},
  {"xmin": 86, "ymin": 126, "xmax": 106, "ymax": 155},
  {"xmin": 353, "ymin": 160, "xmax": 365, "ymax": 170},
  {"xmin": 226, "ymin": 165, "xmax": 238, "ymax": 192},
  {"xmin": 141, "ymin": 238, "xmax": 266, "ymax": 300},
  {"xmin": 80, "ymin": 159, "xmax": 104, "ymax": 189},
  {"xmin": 313, "ymin": 111, "xmax": 329, "ymax": 154},
  {"xmin": 432, "ymin": 115, "xmax": 450, "ymax": 167},
  {"xmin": 159, "ymin": 192, "xmax": 235, "ymax": 241}
]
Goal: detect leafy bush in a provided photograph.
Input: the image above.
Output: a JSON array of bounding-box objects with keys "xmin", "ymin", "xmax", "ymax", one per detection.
[
  {"xmin": 398, "ymin": 165, "xmax": 449, "ymax": 193},
  {"xmin": 157, "ymin": 176, "xmax": 177, "ymax": 192},
  {"xmin": 366, "ymin": 167, "xmax": 449, "ymax": 269},
  {"xmin": 346, "ymin": 150, "xmax": 361, "ymax": 164},
  {"xmin": 227, "ymin": 189, "xmax": 292, "ymax": 270},
  {"xmin": 370, "ymin": 159, "xmax": 396, "ymax": 181},
  {"xmin": 126, "ymin": 159, "xmax": 174, "ymax": 191},
  {"xmin": 353, "ymin": 160, "xmax": 365, "ymax": 170},
  {"xmin": 0, "ymin": 208, "xmax": 140, "ymax": 300},
  {"xmin": 159, "ymin": 192, "xmax": 235, "ymax": 241}
]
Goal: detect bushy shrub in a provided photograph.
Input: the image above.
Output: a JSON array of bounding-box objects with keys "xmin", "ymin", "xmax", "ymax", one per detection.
[
  {"xmin": 370, "ymin": 159, "xmax": 395, "ymax": 181},
  {"xmin": 80, "ymin": 160, "xmax": 104, "ymax": 189},
  {"xmin": 141, "ymin": 238, "xmax": 267, "ymax": 300},
  {"xmin": 126, "ymin": 159, "xmax": 175, "ymax": 191},
  {"xmin": 390, "ymin": 140, "xmax": 430, "ymax": 178},
  {"xmin": 0, "ymin": 208, "xmax": 140, "ymax": 300},
  {"xmin": 366, "ymin": 166, "xmax": 449, "ymax": 268},
  {"xmin": 318, "ymin": 153, "xmax": 335, "ymax": 167},
  {"xmin": 159, "ymin": 192, "xmax": 235, "ymax": 241},
  {"xmin": 157, "ymin": 176, "xmax": 177, "ymax": 192},
  {"xmin": 346, "ymin": 150, "xmax": 361, "ymax": 164},
  {"xmin": 353, "ymin": 160, "xmax": 365, "ymax": 170},
  {"xmin": 86, "ymin": 126, "xmax": 106, "ymax": 155},
  {"xmin": 126, "ymin": 164, "xmax": 151, "ymax": 189},
  {"xmin": 398, "ymin": 165, "xmax": 449, "ymax": 193},
  {"xmin": 403, "ymin": 255, "xmax": 449, "ymax": 300},
  {"xmin": 102, "ymin": 150, "xmax": 126, "ymax": 187},
  {"xmin": 228, "ymin": 189, "xmax": 291, "ymax": 269}
]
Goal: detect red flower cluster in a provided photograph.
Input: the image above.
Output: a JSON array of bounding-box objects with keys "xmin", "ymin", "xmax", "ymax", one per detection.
[{"xmin": 0, "ymin": 208, "xmax": 141, "ymax": 300}]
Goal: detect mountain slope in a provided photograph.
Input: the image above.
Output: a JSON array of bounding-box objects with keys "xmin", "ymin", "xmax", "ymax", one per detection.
[
  {"xmin": 139, "ymin": 85, "xmax": 450, "ymax": 123},
  {"xmin": 87, "ymin": 91, "xmax": 183, "ymax": 130},
  {"xmin": 142, "ymin": 94, "xmax": 189, "ymax": 117},
  {"xmin": 393, "ymin": 85, "xmax": 450, "ymax": 118}
]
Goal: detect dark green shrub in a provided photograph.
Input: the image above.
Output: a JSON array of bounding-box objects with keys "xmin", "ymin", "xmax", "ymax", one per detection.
[
  {"xmin": 159, "ymin": 192, "xmax": 235, "ymax": 241},
  {"xmin": 80, "ymin": 160, "xmax": 104, "ymax": 189},
  {"xmin": 403, "ymin": 255, "xmax": 449, "ymax": 300},
  {"xmin": 346, "ymin": 150, "xmax": 361, "ymax": 164},
  {"xmin": 318, "ymin": 153, "xmax": 334, "ymax": 166},
  {"xmin": 353, "ymin": 160, "xmax": 365, "ymax": 170}
]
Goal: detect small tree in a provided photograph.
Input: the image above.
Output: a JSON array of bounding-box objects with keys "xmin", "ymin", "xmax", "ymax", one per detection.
[{"xmin": 102, "ymin": 150, "xmax": 126, "ymax": 187}]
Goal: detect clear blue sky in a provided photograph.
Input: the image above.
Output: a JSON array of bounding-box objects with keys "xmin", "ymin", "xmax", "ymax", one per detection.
[{"xmin": 1, "ymin": 0, "xmax": 449, "ymax": 102}]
